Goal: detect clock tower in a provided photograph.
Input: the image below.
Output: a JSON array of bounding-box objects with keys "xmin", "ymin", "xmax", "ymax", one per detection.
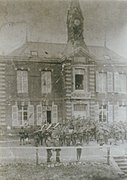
[{"xmin": 67, "ymin": 0, "xmax": 87, "ymax": 49}]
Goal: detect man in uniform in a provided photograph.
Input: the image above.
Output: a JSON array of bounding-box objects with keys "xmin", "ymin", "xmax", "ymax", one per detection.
[
  {"xmin": 45, "ymin": 136, "xmax": 53, "ymax": 163},
  {"xmin": 19, "ymin": 126, "xmax": 25, "ymax": 145},
  {"xmin": 54, "ymin": 136, "xmax": 61, "ymax": 163}
]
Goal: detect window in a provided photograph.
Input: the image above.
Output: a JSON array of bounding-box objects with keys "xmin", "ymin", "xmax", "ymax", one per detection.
[
  {"xmin": 74, "ymin": 104, "xmax": 86, "ymax": 111},
  {"xmin": 17, "ymin": 70, "xmax": 28, "ymax": 93},
  {"xmin": 96, "ymin": 72, "xmax": 107, "ymax": 92},
  {"xmin": 99, "ymin": 105, "xmax": 107, "ymax": 122},
  {"xmin": 74, "ymin": 68, "xmax": 86, "ymax": 91},
  {"xmin": 119, "ymin": 74, "xmax": 127, "ymax": 93},
  {"xmin": 75, "ymin": 74, "xmax": 83, "ymax": 90},
  {"xmin": 98, "ymin": 72, "xmax": 106, "ymax": 92},
  {"xmin": 114, "ymin": 72, "xmax": 119, "ymax": 93},
  {"xmin": 31, "ymin": 51, "xmax": 38, "ymax": 56},
  {"xmin": 73, "ymin": 104, "xmax": 87, "ymax": 119},
  {"xmin": 18, "ymin": 105, "xmax": 28, "ymax": 126},
  {"xmin": 107, "ymin": 72, "xmax": 113, "ymax": 92},
  {"xmin": 118, "ymin": 105, "xmax": 127, "ymax": 122},
  {"xmin": 41, "ymin": 71, "xmax": 51, "ymax": 94}
]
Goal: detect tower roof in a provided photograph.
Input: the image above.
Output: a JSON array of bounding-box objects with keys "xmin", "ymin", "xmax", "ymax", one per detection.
[
  {"xmin": 66, "ymin": 0, "xmax": 88, "ymax": 56},
  {"xmin": 68, "ymin": 0, "xmax": 84, "ymax": 20}
]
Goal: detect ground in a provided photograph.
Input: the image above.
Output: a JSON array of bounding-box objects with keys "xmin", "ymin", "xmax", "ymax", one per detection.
[
  {"xmin": 0, "ymin": 161, "xmax": 120, "ymax": 180},
  {"xmin": 0, "ymin": 137, "xmax": 127, "ymax": 180}
]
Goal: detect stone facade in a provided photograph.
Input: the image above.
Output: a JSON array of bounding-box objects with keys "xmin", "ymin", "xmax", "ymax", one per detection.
[{"xmin": 0, "ymin": 0, "xmax": 127, "ymax": 128}]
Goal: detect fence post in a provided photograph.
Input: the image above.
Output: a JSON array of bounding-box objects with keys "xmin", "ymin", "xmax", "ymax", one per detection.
[
  {"xmin": 36, "ymin": 148, "xmax": 39, "ymax": 165},
  {"xmin": 107, "ymin": 147, "xmax": 110, "ymax": 165}
]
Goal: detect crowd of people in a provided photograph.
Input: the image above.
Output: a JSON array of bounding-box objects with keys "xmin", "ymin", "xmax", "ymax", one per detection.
[
  {"xmin": 18, "ymin": 118, "xmax": 127, "ymax": 162},
  {"xmin": 19, "ymin": 118, "xmax": 127, "ymax": 147}
]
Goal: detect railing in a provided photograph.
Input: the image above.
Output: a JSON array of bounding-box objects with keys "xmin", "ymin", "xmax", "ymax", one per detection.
[{"xmin": 0, "ymin": 146, "xmax": 111, "ymax": 166}]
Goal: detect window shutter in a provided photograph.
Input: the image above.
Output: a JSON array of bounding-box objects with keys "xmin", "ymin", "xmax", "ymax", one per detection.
[
  {"xmin": 42, "ymin": 106, "xmax": 47, "ymax": 124},
  {"xmin": 28, "ymin": 105, "xmax": 34, "ymax": 126},
  {"xmin": 107, "ymin": 72, "xmax": 113, "ymax": 92},
  {"xmin": 47, "ymin": 71, "xmax": 51, "ymax": 93},
  {"xmin": 108, "ymin": 103, "xmax": 113, "ymax": 122},
  {"xmin": 114, "ymin": 72, "xmax": 119, "ymax": 93},
  {"xmin": 52, "ymin": 103, "xmax": 58, "ymax": 123},
  {"xmin": 96, "ymin": 72, "xmax": 99, "ymax": 92},
  {"xmin": 17, "ymin": 71, "xmax": 22, "ymax": 93},
  {"xmin": 119, "ymin": 74, "xmax": 127, "ymax": 93},
  {"xmin": 114, "ymin": 103, "xmax": 119, "ymax": 122},
  {"xmin": 36, "ymin": 105, "xmax": 42, "ymax": 125},
  {"xmin": 41, "ymin": 72, "xmax": 47, "ymax": 94},
  {"xmin": 23, "ymin": 71, "xmax": 28, "ymax": 93},
  {"xmin": 94, "ymin": 103, "xmax": 99, "ymax": 121},
  {"xmin": 118, "ymin": 106, "xmax": 126, "ymax": 122},
  {"xmin": 12, "ymin": 105, "xmax": 18, "ymax": 126}
]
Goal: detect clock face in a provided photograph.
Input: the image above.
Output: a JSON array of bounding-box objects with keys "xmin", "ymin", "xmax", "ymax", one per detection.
[{"xmin": 74, "ymin": 19, "xmax": 81, "ymax": 26}]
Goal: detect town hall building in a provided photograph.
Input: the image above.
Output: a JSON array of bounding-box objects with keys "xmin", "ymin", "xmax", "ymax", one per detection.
[{"xmin": 0, "ymin": 0, "xmax": 127, "ymax": 128}]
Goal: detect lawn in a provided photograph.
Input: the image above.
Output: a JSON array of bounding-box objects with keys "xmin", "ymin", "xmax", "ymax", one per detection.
[{"xmin": 0, "ymin": 161, "xmax": 121, "ymax": 180}]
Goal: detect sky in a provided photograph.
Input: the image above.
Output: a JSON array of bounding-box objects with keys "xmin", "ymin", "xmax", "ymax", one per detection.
[{"xmin": 0, "ymin": 0, "xmax": 127, "ymax": 58}]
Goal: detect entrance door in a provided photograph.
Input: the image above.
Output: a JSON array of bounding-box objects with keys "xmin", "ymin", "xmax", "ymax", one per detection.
[{"xmin": 47, "ymin": 111, "xmax": 51, "ymax": 124}]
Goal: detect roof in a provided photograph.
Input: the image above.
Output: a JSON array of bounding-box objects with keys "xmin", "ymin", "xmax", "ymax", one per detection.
[
  {"xmin": 9, "ymin": 41, "xmax": 66, "ymax": 59},
  {"xmin": 88, "ymin": 45, "xmax": 127, "ymax": 64},
  {"xmin": 8, "ymin": 41, "xmax": 127, "ymax": 63}
]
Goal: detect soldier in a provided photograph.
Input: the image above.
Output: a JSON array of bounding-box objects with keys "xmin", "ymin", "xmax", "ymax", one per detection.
[
  {"xmin": 65, "ymin": 133, "xmax": 71, "ymax": 146},
  {"xmin": 54, "ymin": 136, "xmax": 61, "ymax": 163},
  {"xmin": 34, "ymin": 132, "xmax": 40, "ymax": 147},
  {"xmin": 76, "ymin": 141, "xmax": 82, "ymax": 161},
  {"xmin": 19, "ymin": 126, "xmax": 25, "ymax": 145},
  {"xmin": 71, "ymin": 130, "xmax": 77, "ymax": 146},
  {"xmin": 45, "ymin": 136, "xmax": 53, "ymax": 163}
]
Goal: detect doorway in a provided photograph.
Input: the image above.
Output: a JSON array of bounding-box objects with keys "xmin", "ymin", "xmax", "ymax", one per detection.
[{"xmin": 47, "ymin": 111, "xmax": 51, "ymax": 124}]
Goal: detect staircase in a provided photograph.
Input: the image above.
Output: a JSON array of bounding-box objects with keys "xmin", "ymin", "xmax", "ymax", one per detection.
[
  {"xmin": 113, "ymin": 156, "xmax": 127, "ymax": 177},
  {"xmin": 0, "ymin": 62, "xmax": 6, "ymax": 127}
]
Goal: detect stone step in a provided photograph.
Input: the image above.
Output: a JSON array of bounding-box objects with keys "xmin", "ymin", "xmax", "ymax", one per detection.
[
  {"xmin": 114, "ymin": 156, "xmax": 127, "ymax": 159},
  {"xmin": 113, "ymin": 156, "xmax": 127, "ymax": 176},
  {"xmin": 120, "ymin": 167, "xmax": 127, "ymax": 171},
  {"xmin": 118, "ymin": 162, "xmax": 127, "ymax": 166},
  {"xmin": 115, "ymin": 159, "xmax": 126, "ymax": 163}
]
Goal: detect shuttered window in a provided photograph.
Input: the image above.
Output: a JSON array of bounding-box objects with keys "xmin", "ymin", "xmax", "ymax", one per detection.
[
  {"xmin": 114, "ymin": 72, "xmax": 119, "ymax": 93},
  {"xmin": 12, "ymin": 105, "xmax": 18, "ymax": 126},
  {"xmin": 12, "ymin": 104, "xmax": 34, "ymax": 126},
  {"xmin": 107, "ymin": 72, "xmax": 113, "ymax": 92},
  {"xmin": 108, "ymin": 104, "xmax": 113, "ymax": 122},
  {"xmin": 52, "ymin": 103, "xmax": 58, "ymax": 123},
  {"xmin": 41, "ymin": 71, "xmax": 51, "ymax": 94},
  {"xmin": 96, "ymin": 72, "xmax": 106, "ymax": 92},
  {"xmin": 118, "ymin": 105, "xmax": 126, "ymax": 122},
  {"xmin": 17, "ymin": 70, "xmax": 28, "ymax": 93},
  {"xmin": 42, "ymin": 106, "xmax": 47, "ymax": 124},
  {"xmin": 94, "ymin": 103, "xmax": 99, "ymax": 121},
  {"xmin": 18, "ymin": 105, "xmax": 28, "ymax": 126},
  {"xmin": 119, "ymin": 74, "xmax": 127, "ymax": 93},
  {"xmin": 28, "ymin": 105, "xmax": 34, "ymax": 126},
  {"xmin": 114, "ymin": 103, "xmax": 119, "ymax": 122},
  {"xmin": 96, "ymin": 72, "xmax": 99, "ymax": 92},
  {"xmin": 99, "ymin": 105, "xmax": 107, "ymax": 122},
  {"xmin": 36, "ymin": 105, "xmax": 42, "ymax": 125}
]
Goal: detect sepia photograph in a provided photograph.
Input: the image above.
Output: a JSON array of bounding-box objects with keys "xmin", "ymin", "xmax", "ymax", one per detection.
[{"xmin": 0, "ymin": 0, "xmax": 127, "ymax": 179}]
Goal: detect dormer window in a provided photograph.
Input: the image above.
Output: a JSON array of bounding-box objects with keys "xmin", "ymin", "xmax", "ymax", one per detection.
[{"xmin": 31, "ymin": 51, "xmax": 38, "ymax": 56}]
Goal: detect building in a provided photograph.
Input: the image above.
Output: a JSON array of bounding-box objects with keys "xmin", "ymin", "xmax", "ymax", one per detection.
[{"xmin": 0, "ymin": 0, "xmax": 127, "ymax": 128}]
